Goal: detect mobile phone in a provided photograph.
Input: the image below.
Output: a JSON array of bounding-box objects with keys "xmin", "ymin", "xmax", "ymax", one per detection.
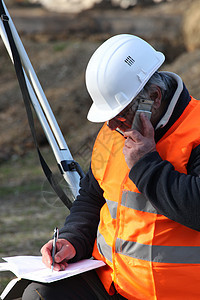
[
  {"xmin": 131, "ymin": 98, "xmax": 153, "ymax": 133},
  {"xmin": 131, "ymin": 110, "xmax": 152, "ymax": 133}
]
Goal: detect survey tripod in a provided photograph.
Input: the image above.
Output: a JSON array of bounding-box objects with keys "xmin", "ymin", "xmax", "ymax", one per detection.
[{"xmin": 0, "ymin": 0, "xmax": 84, "ymax": 209}]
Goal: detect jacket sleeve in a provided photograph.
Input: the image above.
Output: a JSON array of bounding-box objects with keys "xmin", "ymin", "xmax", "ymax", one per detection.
[
  {"xmin": 129, "ymin": 145, "xmax": 200, "ymax": 231},
  {"xmin": 58, "ymin": 166, "xmax": 105, "ymax": 262}
]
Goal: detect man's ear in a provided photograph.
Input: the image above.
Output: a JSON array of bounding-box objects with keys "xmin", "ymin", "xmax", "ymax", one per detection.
[{"xmin": 151, "ymin": 86, "xmax": 162, "ymax": 110}]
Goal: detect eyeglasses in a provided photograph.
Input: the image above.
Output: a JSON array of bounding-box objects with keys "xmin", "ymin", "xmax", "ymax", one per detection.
[
  {"xmin": 107, "ymin": 98, "xmax": 140, "ymax": 131},
  {"xmin": 114, "ymin": 98, "xmax": 140, "ymax": 121}
]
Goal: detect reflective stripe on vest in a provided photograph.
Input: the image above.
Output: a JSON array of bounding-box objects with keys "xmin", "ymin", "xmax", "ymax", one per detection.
[
  {"xmin": 99, "ymin": 190, "xmax": 200, "ymax": 265},
  {"xmin": 100, "ymin": 190, "xmax": 158, "ymax": 262},
  {"xmin": 106, "ymin": 191, "xmax": 157, "ymax": 219},
  {"xmin": 97, "ymin": 230, "xmax": 200, "ymax": 264},
  {"xmin": 97, "ymin": 229, "xmax": 113, "ymax": 263}
]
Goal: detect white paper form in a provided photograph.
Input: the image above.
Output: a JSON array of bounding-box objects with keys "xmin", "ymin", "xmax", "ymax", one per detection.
[{"xmin": 2, "ymin": 256, "xmax": 105, "ymax": 283}]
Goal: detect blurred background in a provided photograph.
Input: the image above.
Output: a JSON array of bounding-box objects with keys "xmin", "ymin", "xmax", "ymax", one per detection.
[{"xmin": 0, "ymin": 0, "xmax": 200, "ymax": 294}]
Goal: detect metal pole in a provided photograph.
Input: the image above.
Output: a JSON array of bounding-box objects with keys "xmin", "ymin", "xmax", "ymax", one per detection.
[{"xmin": 0, "ymin": 0, "xmax": 81, "ymax": 198}]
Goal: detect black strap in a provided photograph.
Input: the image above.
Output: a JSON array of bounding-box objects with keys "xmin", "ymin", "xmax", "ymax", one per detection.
[{"xmin": 0, "ymin": 2, "xmax": 73, "ymax": 209}]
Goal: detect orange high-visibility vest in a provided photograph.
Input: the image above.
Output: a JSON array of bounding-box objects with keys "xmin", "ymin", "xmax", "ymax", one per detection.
[{"xmin": 91, "ymin": 97, "xmax": 200, "ymax": 299}]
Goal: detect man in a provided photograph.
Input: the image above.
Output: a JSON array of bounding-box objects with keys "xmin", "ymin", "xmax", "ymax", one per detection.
[{"xmin": 22, "ymin": 34, "xmax": 200, "ymax": 299}]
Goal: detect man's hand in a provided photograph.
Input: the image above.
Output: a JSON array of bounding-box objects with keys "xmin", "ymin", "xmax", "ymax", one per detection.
[
  {"xmin": 41, "ymin": 238, "xmax": 76, "ymax": 271},
  {"xmin": 123, "ymin": 112, "xmax": 156, "ymax": 169}
]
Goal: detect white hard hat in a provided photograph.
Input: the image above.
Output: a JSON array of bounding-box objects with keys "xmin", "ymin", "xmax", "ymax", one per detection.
[{"xmin": 85, "ymin": 34, "xmax": 165, "ymax": 122}]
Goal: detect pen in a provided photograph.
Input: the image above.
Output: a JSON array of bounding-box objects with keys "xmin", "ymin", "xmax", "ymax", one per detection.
[{"xmin": 51, "ymin": 227, "xmax": 59, "ymax": 272}]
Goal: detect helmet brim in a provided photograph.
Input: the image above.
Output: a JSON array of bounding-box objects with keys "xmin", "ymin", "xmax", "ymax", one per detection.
[{"xmin": 87, "ymin": 103, "xmax": 121, "ymax": 123}]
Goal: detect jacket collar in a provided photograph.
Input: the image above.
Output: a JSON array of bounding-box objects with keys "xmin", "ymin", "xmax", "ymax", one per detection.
[{"xmin": 155, "ymin": 71, "xmax": 191, "ymax": 142}]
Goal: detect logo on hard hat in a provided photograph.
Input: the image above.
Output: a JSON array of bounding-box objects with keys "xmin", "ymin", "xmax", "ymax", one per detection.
[{"xmin": 124, "ymin": 56, "xmax": 135, "ymax": 66}]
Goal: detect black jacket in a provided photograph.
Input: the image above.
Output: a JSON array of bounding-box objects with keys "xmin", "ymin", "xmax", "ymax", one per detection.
[{"xmin": 59, "ymin": 81, "xmax": 200, "ymax": 262}]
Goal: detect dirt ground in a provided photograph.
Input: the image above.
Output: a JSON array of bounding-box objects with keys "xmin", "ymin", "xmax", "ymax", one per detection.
[{"xmin": 1, "ymin": 0, "xmax": 199, "ymax": 162}]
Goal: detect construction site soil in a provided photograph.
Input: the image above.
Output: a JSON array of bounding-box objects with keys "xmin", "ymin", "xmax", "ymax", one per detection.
[{"xmin": 0, "ymin": 0, "xmax": 200, "ymax": 163}]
